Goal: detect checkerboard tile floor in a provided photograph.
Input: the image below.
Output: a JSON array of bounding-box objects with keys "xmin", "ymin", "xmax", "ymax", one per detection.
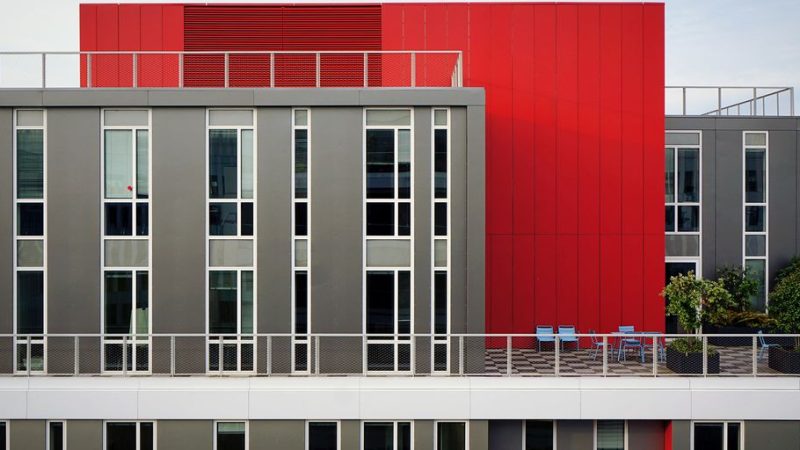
[{"xmin": 480, "ymin": 346, "xmax": 779, "ymax": 376}]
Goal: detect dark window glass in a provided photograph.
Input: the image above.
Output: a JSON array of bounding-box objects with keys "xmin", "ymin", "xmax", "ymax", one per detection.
[
  {"xmin": 49, "ymin": 422, "xmax": 64, "ymax": 450},
  {"xmin": 105, "ymin": 271, "xmax": 132, "ymax": 334},
  {"xmin": 665, "ymin": 205, "xmax": 675, "ymax": 232},
  {"xmin": 367, "ymin": 130, "xmax": 395, "ymax": 198},
  {"xmin": 398, "ymin": 202, "xmax": 411, "ymax": 236},
  {"xmin": 664, "ymin": 147, "xmax": 675, "ymax": 203},
  {"xmin": 677, "ymin": 205, "xmax": 699, "ymax": 232},
  {"xmin": 693, "ymin": 423, "xmax": 724, "ymax": 450},
  {"xmin": 398, "ymin": 129, "xmax": 411, "ymax": 199},
  {"xmin": 18, "ymin": 203, "xmax": 44, "ymax": 236},
  {"xmin": 295, "ymin": 202, "xmax": 308, "ymax": 236},
  {"xmin": 435, "ymin": 129, "xmax": 448, "ymax": 198},
  {"xmin": 17, "ymin": 271, "xmax": 44, "ymax": 334},
  {"xmin": 364, "ymin": 422, "xmax": 393, "ymax": 450},
  {"xmin": 0, "ymin": 422, "xmax": 4, "ymax": 450},
  {"xmin": 295, "ymin": 272, "xmax": 308, "ymax": 334},
  {"xmin": 745, "ymin": 149, "xmax": 766, "ymax": 203},
  {"xmin": 677, "ymin": 148, "xmax": 699, "ymax": 202},
  {"xmin": 727, "ymin": 423, "xmax": 740, "ymax": 450},
  {"xmin": 308, "ymin": 422, "xmax": 338, "ymax": 450},
  {"xmin": 367, "ymin": 272, "xmax": 394, "ymax": 334},
  {"xmin": 241, "ymin": 202, "xmax": 253, "ymax": 236},
  {"xmin": 398, "ymin": 422, "xmax": 411, "ymax": 450},
  {"xmin": 435, "ymin": 203, "xmax": 448, "ymax": 236},
  {"xmin": 437, "ymin": 422, "xmax": 466, "ymax": 450},
  {"xmin": 745, "ymin": 205, "xmax": 765, "ymax": 232},
  {"xmin": 295, "ymin": 129, "xmax": 308, "ymax": 199},
  {"xmin": 367, "ymin": 203, "xmax": 394, "ymax": 236},
  {"xmin": 209, "ymin": 271, "xmax": 237, "ymax": 334},
  {"xmin": 596, "ymin": 421, "xmax": 625, "ymax": 450},
  {"xmin": 434, "ymin": 271, "xmax": 448, "ymax": 335},
  {"xmin": 216, "ymin": 423, "xmax": 245, "ymax": 450},
  {"xmin": 210, "ymin": 203, "xmax": 238, "ymax": 236},
  {"xmin": 140, "ymin": 422, "xmax": 153, "ymax": 450},
  {"xmin": 525, "ymin": 421, "xmax": 553, "ymax": 450},
  {"xmin": 398, "ymin": 271, "xmax": 411, "ymax": 335},
  {"xmin": 136, "ymin": 272, "xmax": 149, "ymax": 335},
  {"xmin": 17, "ymin": 129, "xmax": 44, "ymax": 199},
  {"xmin": 106, "ymin": 422, "xmax": 136, "ymax": 450},
  {"xmin": 210, "ymin": 129, "xmax": 238, "ymax": 199},
  {"xmin": 105, "ymin": 203, "xmax": 132, "ymax": 236},
  {"xmin": 136, "ymin": 203, "xmax": 148, "ymax": 236}
]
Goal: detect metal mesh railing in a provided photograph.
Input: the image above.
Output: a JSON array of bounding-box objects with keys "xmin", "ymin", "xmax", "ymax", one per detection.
[
  {"xmin": 1, "ymin": 333, "xmax": 798, "ymax": 377},
  {"xmin": 0, "ymin": 51, "xmax": 463, "ymax": 89},
  {"xmin": 666, "ymin": 86, "xmax": 795, "ymax": 116}
]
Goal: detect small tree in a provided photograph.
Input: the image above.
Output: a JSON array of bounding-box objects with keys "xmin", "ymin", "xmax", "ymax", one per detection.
[
  {"xmin": 716, "ymin": 266, "xmax": 759, "ymax": 312},
  {"xmin": 769, "ymin": 258, "xmax": 800, "ymax": 349},
  {"xmin": 662, "ymin": 271, "xmax": 734, "ymax": 333}
]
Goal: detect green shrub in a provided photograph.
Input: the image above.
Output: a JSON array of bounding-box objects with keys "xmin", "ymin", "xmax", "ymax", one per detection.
[
  {"xmin": 669, "ymin": 338, "xmax": 717, "ymax": 355},
  {"xmin": 662, "ymin": 271, "xmax": 734, "ymax": 333},
  {"xmin": 715, "ymin": 266, "xmax": 759, "ymax": 313},
  {"xmin": 769, "ymin": 258, "xmax": 800, "ymax": 349}
]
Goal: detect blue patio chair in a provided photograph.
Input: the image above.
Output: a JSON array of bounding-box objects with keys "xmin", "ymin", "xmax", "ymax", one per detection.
[
  {"xmin": 536, "ymin": 326, "xmax": 555, "ymax": 352},
  {"xmin": 589, "ymin": 329, "xmax": 610, "ymax": 361},
  {"xmin": 758, "ymin": 330, "xmax": 781, "ymax": 360},
  {"xmin": 617, "ymin": 325, "xmax": 644, "ymax": 362},
  {"xmin": 558, "ymin": 325, "xmax": 580, "ymax": 351},
  {"xmin": 642, "ymin": 333, "xmax": 667, "ymax": 363}
]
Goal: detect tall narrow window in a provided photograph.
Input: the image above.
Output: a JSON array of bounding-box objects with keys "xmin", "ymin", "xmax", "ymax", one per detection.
[
  {"xmin": 216, "ymin": 422, "xmax": 246, "ymax": 450},
  {"xmin": 363, "ymin": 422, "xmax": 411, "ymax": 450},
  {"xmin": 105, "ymin": 422, "xmax": 154, "ymax": 450},
  {"xmin": 595, "ymin": 421, "xmax": 624, "ymax": 450},
  {"xmin": 432, "ymin": 109, "xmax": 450, "ymax": 372},
  {"xmin": 102, "ymin": 110, "xmax": 151, "ymax": 373},
  {"xmin": 308, "ymin": 422, "xmax": 339, "ymax": 450},
  {"xmin": 14, "ymin": 109, "xmax": 46, "ymax": 373},
  {"xmin": 436, "ymin": 422, "xmax": 466, "ymax": 450},
  {"xmin": 207, "ymin": 109, "xmax": 256, "ymax": 373},
  {"xmin": 743, "ymin": 131, "xmax": 768, "ymax": 311},
  {"xmin": 48, "ymin": 421, "xmax": 65, "ymax": 450},
  {"xmin": 525, "ymin": 421, "xmax": 553, "ymax": 450},
  {"xmin": 293, "ymin": 109, "xmax": 311, "ymax": 373},
  {"xmin": 365, "ymin": 109, "xmax": 413, "ymax": 373}
]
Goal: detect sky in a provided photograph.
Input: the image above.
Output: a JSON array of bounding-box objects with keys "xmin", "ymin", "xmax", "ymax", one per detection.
[{"xmin": 0, "ymin": 0, "xmax": 798, "ymax": 110}]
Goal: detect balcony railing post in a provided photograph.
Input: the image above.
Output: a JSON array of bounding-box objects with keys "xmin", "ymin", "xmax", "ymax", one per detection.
[
  {"xmin": 554, "ymin": 336, "xmax": 560, "ymax": 376},
  {"xmin": 314, "ymin": 335, "xmax": 320, "ymax": 375},
  {"xmin": 170, "ymin": 336, "xmax": 176, "ymax": 376},
  {"xmin": 717, "ymin": 87, "xmax": 722, "ymax": 116},
  {"xmin": 458, "ymin": 336, "xmax": 464, "ymax": 376},
  {"xmin": 652, "ymin": 336, "xmax": 658, "ymax": 376},
  {"xmin": 218, "ymin": 338, "xmax": 223, "ymax": 376},
  {"xmin": 122, "ymin": 335, "xmax": 128, "ymax": 376},
  {"xmin": 41, "ymin": 53, "xmax": 46, "ymax": 89},
  {"xmin": 315, "ymin": 52, "xmax": 321, "ymax": 88},
  {"xmin": 362, "ymin": 335, "xmax": 368, "ymax": 375},
  {"xmin": 410, "ymin": 335, "xmax": 416, "ymax": 376},
  {"xmin": 602, "ymin": 336, "xmax": 608, "ymax": 377},
  {"xmin": 752, "ymin": 336, "xmax": 758, "ymax": 376},
  {"xmin": 506, "ymin": 336, "xmax": 512, "ymax": 376},
  {"xmin": 26, "ymin": 336, "xmax": 32, "ymax": 376},
  {"xmin": 702, "ymin": 335, "xmax": 708, "ymax": 377},
  {"xmin": 682, "ymin": 87, "xmax": 687, "ymax": 115},
  {"xmin": 791, "ymin": 88, "xmax": 795, "ymax": 116},
  {"xmin": 224, "ymin": 52, "xmax": 230, "ymax": 88},
  {"xmin": 752, "ymin": 87, "xmax": 757, "ymax": 115},
  {"xmin": 74, "ymin": 336, "xmax": 80, "ymax": 376},
  {"xmin": 178, "ymin": 53, "xmax": 184, "ymax": 88},
  {"xmin": 132, "ymin": 52, "xmax": 137, "ymax": 88}
]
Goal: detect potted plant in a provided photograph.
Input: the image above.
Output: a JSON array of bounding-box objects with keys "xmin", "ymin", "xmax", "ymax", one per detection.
[
  {"xmin": 767, "ymin": 258, "xmax": 800, "ymax": 374},
  {"xmin": 662, "ymin": 272, "xmax": 731, "ymax": 374}
]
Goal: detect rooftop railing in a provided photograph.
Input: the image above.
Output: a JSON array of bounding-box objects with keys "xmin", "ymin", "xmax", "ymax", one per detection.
[
  {"xmin": 2, "ymin": 332, "xmax": 798, "ymax": 378},
  {"xmin": 666, "ymin": 86, "xmax": 795, "ymax": 117},
  {"xmin": 0, "ymin": 51, "xmax": 463, "ymax": 89}
]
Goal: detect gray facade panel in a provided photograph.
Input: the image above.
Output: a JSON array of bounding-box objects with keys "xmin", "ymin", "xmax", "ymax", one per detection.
[
  {"xmin": 152, "ymin": 108, "xmax": 207, "ymax": 334},
  {"xmin": 47, "ymin": 108, "xmax": 101, "ymax": 334},
  {"xmin": 451, "ymin": 107, "xmax": 469, "ymax": 333},
  {"xmin": 744, "ymin": 421, "xmax": 800, "ymax": 450},
  {"xmin": 556, "ymin": 420, "xmax": 593, "ymax": 450},
  {"xmin": 627, "ymin": 421, "xmax": 666, "ymax": 450},
  {"xmin": 250, "ymin": 420, "xmax": 305, "ymax": 450},
  {"xmin": 341, "ymin": 420, "xmax": 360, "ymax": 450},
  {"xmin": 701, "ymin": 129, "xmax": 717, "ymax": 278},
  {"xmin": 9, "ymin": 420, "xmax": 45, "ymax": 450},
  {"xmin": 488, "ymin": 420, "xmax": 522, "ymax": 450},
  {"xmin": 465, "ymin": 105, "xmax": 485, "ymax": 334},
  {"xmin": 157, "ymin": 420, "xmax": 213, "ymax": 450},
  {"xmin": 414, "ymin": 420, "xmax": 434, "ymax": 450},
  {"xmin": 309, "ymin": 107, "xmax": 363, "ymax": 334},
  {"xmin": 414, "ymin": 107, "xmax": 432, "ymax": 335},
  {"xmin": 257, "ymin": 108, "xmax": 292, "ymax": 334},
  {"xmin": 0, "ymin": 109, "xmax": 11, "ymax": 336},
  {"xmin": 469, "ymin": 420, "xmax": 489, "ymax": 450},
  {"xmin": 768, "ymin": 130, "xmax": 798, "ymax": 285},
  {"xmin": 67, "ymin": 420, "xmax": 103, "ymax": 450},
  {"xmin": 713, "ymin": 130, "xmax": 744, "ymax": 269},
  {"xmin": 671, "ymin": 420, "xmax": 691, "ymax": 450}
]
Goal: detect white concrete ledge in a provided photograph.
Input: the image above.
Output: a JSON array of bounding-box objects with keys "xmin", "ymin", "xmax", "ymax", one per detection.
[{"xmin": 0, "ymin": 376, "xmax": 797, "ymax": 420}]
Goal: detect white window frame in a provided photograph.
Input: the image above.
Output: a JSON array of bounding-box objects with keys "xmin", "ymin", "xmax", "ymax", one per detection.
[
  {"xmin": 46, "ymin": 420, "xmax": 67, "ymax": 450},
  {"xmin": 12, "ymin": 108, "xmax": 47, "ymax": 374},
  {"xmin": 103, "ymin": 421, "xmax": 156, "ymax": 450},
  {"xmin": 306, "ymin": 420, "xmax": 341, "ymax": 450},
  {"xmin": 433, "ymin": 421, "xmax": 469, "ymax": 450},
  {"xmin": 742, "ymin": 131, "xmax": 768, "ymax": 310},
  {"xmin": 100, "ymin": 109, "xmax": 152, "ymax": 375},
  {"xmin": 213, "ymin": 420, "xmax": 249, "ymax": 450},
  {"xmin": 431, "ymin": 108, "xmax": 451, "ymax": 374},
  {"xmin": 522, "ymin": 420, "xmax": 556, "ymax": 450},
  {"xmin": 691, "ymin": 421, "xmax": 744, "ymax": 450},
  {"xmin": 362, "ymin": 421, "xmax": 414, "ymax": 450},
  {"xmin": 292, "ymin": 107, "xmax": 311, "ymax": 374},
  {"xmin": 363, "ymin": 108, "xmax": 415, "ymax": 374},
  {"xmin": 593, "ymin": 420, "xmax": 628, "ymax": 450},
  {"xmin": 205, "ymin": 109, "xmax": 257, "ymax": 374},
  {"xmin": 665, "ymin": 131, "xmax": 702, "ymax": 274}
]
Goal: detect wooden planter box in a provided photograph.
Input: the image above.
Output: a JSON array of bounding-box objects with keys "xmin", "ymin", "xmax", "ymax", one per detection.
[
  {"xmin": 768, "ymin": 347, "xmax": 800, "ymax": 374},
  {"xmin": 666, "ymin": 346, "xmax": 720, "ymax": 374}
]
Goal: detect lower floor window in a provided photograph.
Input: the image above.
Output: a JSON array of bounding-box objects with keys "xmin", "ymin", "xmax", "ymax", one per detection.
[
  {"xmin": 525, "ymin": 421, "xmax": 553, "ymax": 450},
  {"xmin": 694, "ymin": 422, "xmax": 741, "ymax": 450},
  {"xmin": 104, "ymin": 271, "xmax": 150, "ymax": 372},
  {"xmin": 1, "ymin": 421, "xmax": 6, "ymax": 450},
  {"xmin": 366, "ymin": 270, "xmax": 412, "ymax": 372},
  {"xmin": 216, "ymin": 422, "xmax": 246, "ymax": 450},
  {"xmin": 208, "ymin": 270, "xmax": 254, "ymax": 372},
  {"xmin": 596, "ymin": 421, "xmax": 624, "ymax": 450},
  {"xmin": 106, "ymin": 422, "xmax": 153, "ymax": 450},
  {"xmin": 308, "ymin": 422, "xmax": 338, "ymax": 450},
  {"xmin": 436, "ymin": 422, "xmax": 466, "ymax": 450},
  {"xmin": 363, "ymin": 422, "xmax": 411, "ymax": 450},
  {"xmin": 48, "ymin": 421, "xmax": 65, "ymax": 450}
]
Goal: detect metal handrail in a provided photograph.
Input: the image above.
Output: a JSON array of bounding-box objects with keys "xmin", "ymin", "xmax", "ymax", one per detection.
[{"xmin": 666, "ymin": 85, "xmax": 795, "ymax": 117}]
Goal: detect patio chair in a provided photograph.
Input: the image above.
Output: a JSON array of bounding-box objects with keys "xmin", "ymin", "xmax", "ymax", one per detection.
[
  {"xmin": 536, "ymin": 326, "xmax": 555, "ymax": 352},
  {"xmin": 558, "ymin": 325, "xmax": 580, "ymax": 351},
  {"xmin": 617, "ymin": 325, "xmax": 644, "ymax": 362},
  {"xmin": 758, "ymin": 330, "xmax": 781, "ymax": 360},
  {"xmin": 589, "ymin": 329, "xmax": 611, "ymax": 361},
  {"xmin": 642, "ymin": 334, "xmax": 667, "ymax": 363}
]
